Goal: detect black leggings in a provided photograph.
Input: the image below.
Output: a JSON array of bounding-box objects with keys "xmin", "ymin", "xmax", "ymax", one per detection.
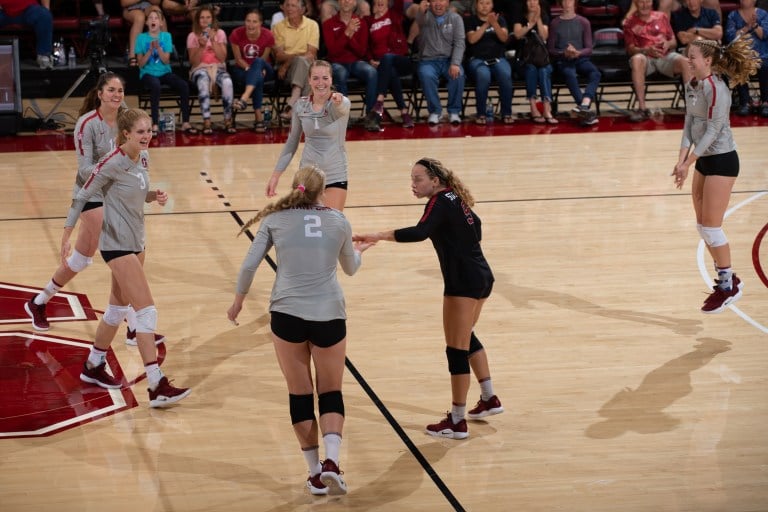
[{"xmin": 141, "ymin": 72, "xmax": 191, "ymax": 124}]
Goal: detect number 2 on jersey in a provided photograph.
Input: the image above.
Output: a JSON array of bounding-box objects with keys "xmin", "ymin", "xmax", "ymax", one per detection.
[{"xmin": 304, "ymin": 214, "xmax": 322, "ymax": 237}]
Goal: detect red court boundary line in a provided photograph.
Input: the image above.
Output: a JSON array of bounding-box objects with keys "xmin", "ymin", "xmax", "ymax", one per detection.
[{"xmin": 752, "ymin": 222, "xmax": 768, "ymax": 289}]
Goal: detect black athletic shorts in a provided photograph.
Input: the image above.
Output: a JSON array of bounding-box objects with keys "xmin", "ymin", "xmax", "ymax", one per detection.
[
  {"xmin": 82, "ymin": 201, "xmax": 103, "ymax": 212},
  {"xmin": 444, "ymin": 280, "xmax": 494, "ymax": 299},
  {"xmin": 270, "ymin": 311, "xmax": 346, "ymax": 348},
  {"xmin": 695, "ymin": 150, "xmax": 739, "ymax": 177},
  {"xmin": 326, "ymin": 181, "xmax": 348, "ymax": 190},
  {"xmin": 101, "ymin": 250, "xmax": 142, "ymax": 263}
]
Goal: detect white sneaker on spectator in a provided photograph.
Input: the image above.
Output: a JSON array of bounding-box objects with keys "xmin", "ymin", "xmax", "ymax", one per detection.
[
  {"xmin": 449, "ymin": 113, "xmax": 461, "ymax": 125},
  {"xmin": 37, "ymin": 55, "xmax": 53, "ymax": 70},
  {"xmin": 427, "ymin": 113, "xmax": 440, "ymax": 125}
]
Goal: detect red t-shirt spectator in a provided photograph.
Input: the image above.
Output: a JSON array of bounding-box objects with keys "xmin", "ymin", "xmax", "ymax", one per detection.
[
  {"xmin": 228, "ymin": 25, "xmax": 275, "ymax": 65},
  {"xmin": 1, "ymin": 0, "xmax": 42, "ymax": 17},
  {"xmin": 365, "ymin": 0, "xmax": 408, "ymax": 60},
  {"xmin": 323, "ymin": 13, "xmax": 370, "ymax": 64},
  {"xmin": 624, "ymin": 11, "xmax": 675, "ymax": 56}
]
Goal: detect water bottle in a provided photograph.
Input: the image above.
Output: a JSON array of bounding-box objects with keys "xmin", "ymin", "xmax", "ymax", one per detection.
[
  {"xmin": 165, "ymin": 112, "xmax": 175, "ymax": 132},
  {"xmin": 68, "ymin": 47, "xmax": 76, "ymax": 69},
  {"xmin": 486, "ymin": 101, "xmax": 494, "ymax": 123}
]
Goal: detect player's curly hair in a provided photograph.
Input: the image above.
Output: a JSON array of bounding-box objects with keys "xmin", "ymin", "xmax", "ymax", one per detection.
[
  {"xmin": 238, "ymin": 166, "xmax": 326, "ymax": 236},
  {"xmin": 415, "ymin": 157, "xmax": 475, "ymax": 207},
  {"xmin": 691, "ymin": 36, "xmax": 761, "ymax": 87}
]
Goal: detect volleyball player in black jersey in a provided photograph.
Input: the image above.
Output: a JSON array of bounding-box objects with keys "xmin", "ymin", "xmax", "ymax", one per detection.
[{"xmin": 354, "ymin": 157, "xmax": 503, "ymax": 439}]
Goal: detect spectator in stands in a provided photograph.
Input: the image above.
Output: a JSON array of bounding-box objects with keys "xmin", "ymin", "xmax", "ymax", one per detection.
[
  {"xmin": 621, "ymin": 0, "xmax": 723, "ymax": 23},
  {"xmin": 548, "ymin": 0, "xmax": 601, "ymax": 125},
  {"xmin": 465, "ymin": 0, "xmax": 514, "ymax": 124},
  {"xmin": 671, "ymin": 0, "xmax": 722, "ymax": 52},
  {"xmin": 624, "ymin": 0, "xmax": 692, "ymax": 122},
  {"xmin": 726, "ymin": 0, "xmax": 768, "ymax": 116},
  {"xmin": 187, "ymin": 4, "xmax": 236, "ymax": 134},
  {"xmin": 161, "ymin": 0, "xmax": 198, "ymax": 19},
  {"xmin": 514, "ymin": 0, "xmax": 557, "ymax": 124},
  {"xmin": 0, "ymin": 0, "xmax": 53, "ymax": 69},
  {"xmin": 323, "ymin": 0, "xmax": 379, "ymax": 130},
  {"xmin": 415, "ymin": 0, "xmax": 467, "ymax": 125},
  {"xmin": 122, "ymin": 0, "xmax": 160, "ymax": 67},
  {"xmin": 365, "ymin": 0, "xmax": 415, "ymax": 128},
  {"xmin": 272, "ymin": 0, "xmax": 320, "ymax": 119},
  {"xmin": 271, "ymin": 0, "xmax": 287, "ymax": 27},
  {"xmin": 230, "ymin": 8, "xmax": 276, "ymax": 132},
  {"xmin": 136, "ymin": 6, "xmax": 197, "ymax": 135},
  {"xmin": 320, "ymin": 0, "xmax": 370, "ymax": 23}
]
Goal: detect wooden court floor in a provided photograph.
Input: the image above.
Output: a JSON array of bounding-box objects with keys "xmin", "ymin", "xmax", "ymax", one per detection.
[{"xmin": 0, "ymin": 127, "xmax": 767, "ymax": 511}]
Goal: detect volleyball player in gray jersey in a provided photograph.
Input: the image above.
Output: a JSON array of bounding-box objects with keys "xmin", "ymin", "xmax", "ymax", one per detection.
[
  {"xmin": 62, "ymin": 108, "xmax": 190, "ymax": 408},
  {"xmin": 25, "ymin": 73, "xmax": 123, "ymax": 331},
  {"xmin": 266, "ymin": 60, "xmax": 352, "ymax": 211},
  {"xmin": 672, "ymin": 37, "xmax": 760, "ymax": 313},
  {"xmin": 25, "ymin": 73, "xmax": 166, "ymax": 345},
  {"xmin": 229, "ymin": 166, "xmax": 373, "ymax": 496}
]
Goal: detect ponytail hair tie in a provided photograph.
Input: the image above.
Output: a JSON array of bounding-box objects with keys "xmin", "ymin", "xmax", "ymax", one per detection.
[{"xmin": 296, "ymin": 184, "xmax": 306, "ymax": 192}]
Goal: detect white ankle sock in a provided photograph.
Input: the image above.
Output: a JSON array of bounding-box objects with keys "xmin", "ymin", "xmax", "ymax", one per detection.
[
  {"xmin": 87, "ymin": 347, "xmax": 107, "ymax": 367},
  {"xmin": 323, "ymin": 433, "xmax": 342, "ymax": 465},
  {"xmin": 302, "ymin": 447, "xmax": 321, "ymax": 476},
  {"xmin": 35, "ymin": 280, "xmax": 62, "ymax": 305},
  {"xmin": 451, "ymin": 404, "xmax": 466, "ymax": 424},
  {"xmin": 479, "ymin": 378, "xmax": 494, "ymax": 401},
  {"xmin": 145, "ymin": 362, "xmax": 164, "ymax": 389}
]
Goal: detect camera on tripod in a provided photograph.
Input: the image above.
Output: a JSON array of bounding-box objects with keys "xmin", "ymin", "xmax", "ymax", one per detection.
[{"xmin": 83, "ymin": 15, "xmax": 111, "ymax": 73}]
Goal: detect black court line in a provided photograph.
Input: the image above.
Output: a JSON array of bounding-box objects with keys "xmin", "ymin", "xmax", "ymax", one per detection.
[
  {"xmin": 2, "ymin": 189, "xmax": 766, "ymax": 224},
  {"xmin": 204, "ymin": 172, "xmax": 466, "ymax": 511}
]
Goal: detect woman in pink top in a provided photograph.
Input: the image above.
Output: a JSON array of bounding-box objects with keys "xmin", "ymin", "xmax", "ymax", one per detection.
[
  {"xmin": 229, "ymin": 8, "xmax": 276, "ymax": 132},
  {"xmin": 187, "ymin": 5, "xmax": 236, "ymax": 134}
]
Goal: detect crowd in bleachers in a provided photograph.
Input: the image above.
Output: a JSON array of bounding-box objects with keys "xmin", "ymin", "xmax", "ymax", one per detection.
[{"xmin": 1, "ymin": 0, "xmax": 767, "ymax": 133}]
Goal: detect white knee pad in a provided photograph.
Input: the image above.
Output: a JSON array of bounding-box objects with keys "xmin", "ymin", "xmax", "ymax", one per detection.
[
  {"xmin": 134, "ymin": 305, "xmax": 158, "ymax": 333},
  {"xmin": 66, "ymin": 249, "xmax": 93, "ymax": 273},
  {"xmin": 701, "ymin": 226, "xmax": 728, "ymax": 247},
  {"xmin": 103, "ymin": 305, "xmax": 131, "ymax": 326},
  {"xmin": 696, "ymin": 224, "xmax": 705, "ymax": 239}
]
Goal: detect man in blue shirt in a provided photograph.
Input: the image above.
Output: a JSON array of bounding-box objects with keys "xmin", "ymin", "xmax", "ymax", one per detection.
[{"xmin": 671, "ymin": 0, "xmax": 722, "ymax": 51}]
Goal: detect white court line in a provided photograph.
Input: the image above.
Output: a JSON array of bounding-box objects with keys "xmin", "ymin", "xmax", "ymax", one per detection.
[{"xmin": 697, "ymin": 191, "xmax": 768, "ymax": 334}]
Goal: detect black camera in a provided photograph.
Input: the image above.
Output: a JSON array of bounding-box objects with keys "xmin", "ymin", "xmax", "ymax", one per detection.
[{"xmin": 83, "ymin": 15, "xmax": 111, "ymax": 72}]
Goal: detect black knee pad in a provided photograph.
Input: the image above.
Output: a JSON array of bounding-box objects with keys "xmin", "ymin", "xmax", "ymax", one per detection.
[
  {"xmin": 289, "ymin": 393, "xmax": 315, "ymax": 424},
  {"xmin": 446, "ymin": 346, "xmax": 470, "ymax": 375},
  {"xmin": 468, "ymin": 332, "xmax": 484, "ymax": 355},
  {"xmin": 318, "ymin": 390, "xmax": 345, "ymax": 418}
]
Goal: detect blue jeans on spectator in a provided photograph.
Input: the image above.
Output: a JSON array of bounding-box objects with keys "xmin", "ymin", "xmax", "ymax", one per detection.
[
  {"xmin": 524, "ymin": 63, "xmax": 553, "ymax": 102},
  {"xmin": 417, "ymin": 57, "xmax": 465, "ymax": 115},
  {"xmin": 141, "ymin": 72, "xmax": 191, "ymax": 125},
  {"xmin": 556, "ymin": 57, "xmax": 601, "ymax": 105},
  {"xmin": 0, "ymin": 4, "xmax": 53, "ymax": 56},
  {"xmin": 331, "ymin": 61, "xmax": 378, "ymax": 113},
  {"xmin": 375, "ymin": 53, "xmax": 412, "ymax": 110},
  {"xmin": 468, "ymin": 57, "xmax": 513, "ymax": 117},
  {"xmin": 230, "ymin": 58, "xmax": 275, "ymax": 109}
]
